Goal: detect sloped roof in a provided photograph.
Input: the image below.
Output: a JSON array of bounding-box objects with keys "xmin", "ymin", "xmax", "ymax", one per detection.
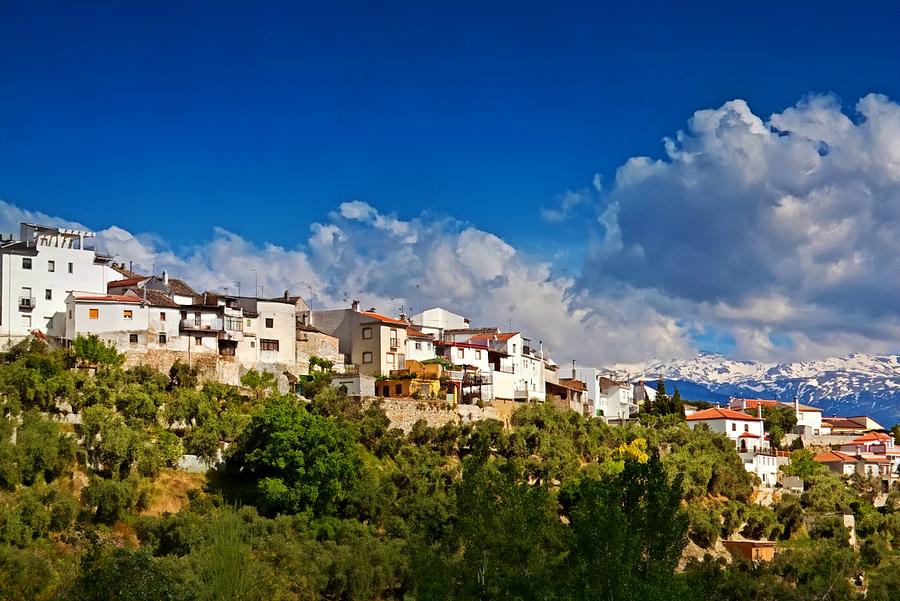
[
  {"xmin": 108, "ymin": 276, "xmax": 148, "ymax": 289},
  {"xmin": 686, "ymin": 407, "xmax": 763, "ymax": 422},
  {"xmin": 849, "ymin": 432, "xmax": 893, "ymax": 444},
  {"xmin": 467, "ymin": 331, "xmax": 519, "ymax": 344},
  {"xmin": 730, "ymin": 399, "xmax": 781, "ymax": 409},
  {"xmin": 738, "ymin": 432, "xmax": 761, "ymax": 438},
  {"xmin": 813, "ymin": 450, "xmax": 858, "ymax": 463},
  {"xmin": 167, "ymin": 278, "xmax": 198, "ymax": 297},
  {"xmin": 360, "ymin": 311, "xmax": 408, "ymax": 326},
  {"xmin": 406, "ymin": 327, "xmax": 433, "ymax": 339},
  {"xmin": 71, "ymin": 292, "xmax": 143, "ymax": 304},
  {"xmin": 142, "ymin": 290, "xmax": 180, "ymax": 308}
]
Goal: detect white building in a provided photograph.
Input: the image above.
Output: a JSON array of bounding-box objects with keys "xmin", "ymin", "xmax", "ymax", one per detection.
[
  {"xmin": 686, "ymin": 406, "xmax": 777, "ymax": 486},
  {"xmin": 1, "ymin": 223, "xmax": 119, "ymax": 345},
  {"xmin": 465, "ymin": 331, "xmax": 545, "ymax": 401},
  {"xmin": 686, "ymin": 406, "xmax": 767, "ymax": 453},
  {"xmin": 410, "ymin": 307, "xmax": 469, "ymax": 340},
  {"xmin": 64, "ymin": 290, "xmax": 184, "ymax": 352},
  {"xmin": 560, "ymin": 366, "xmax": 638, "ymax": 423},
  {"xmin": 728, "ymin": 398, "xmax": 828, "ymax": 435},
  {"xmin": 406, "ymin": 327, "xmax": 437, "ymax": 362}
]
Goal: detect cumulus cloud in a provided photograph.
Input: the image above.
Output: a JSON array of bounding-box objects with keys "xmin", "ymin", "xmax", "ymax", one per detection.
[{"xmin": 583, "ymin": 92, "xmax": 900, "ymax": 360}]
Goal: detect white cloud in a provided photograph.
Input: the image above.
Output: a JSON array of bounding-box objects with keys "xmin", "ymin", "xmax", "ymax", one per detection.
[{"xmin": 584, "ymin": 92, "xmax": 900, "ymax": 360}]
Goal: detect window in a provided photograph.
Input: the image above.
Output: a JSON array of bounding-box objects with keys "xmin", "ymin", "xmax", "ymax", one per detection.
[
  {"xmin": 22, "ymin": 315, "xmax": 31, "ymax": 328},
  {"xmin": 731, "ymin": 423, "xmax": 736, "ymax": 432},
  {"xmin": 362, "ymin": 351, "xmax": 373, "ymax": 364},
  {"xmin": 68, "ymin": 310, "xmax": 72, "ymax": 319},
  {"xmin": 158, "ymin": 333, "xmax": 167, "ymax": 344},
  {"xmin": 512, "ymin": 344, "xmax": 517, "ymax": 353},
  {"xmin": 250, "ymin": 340, "xmax": 255, "ymax": 348},
  {"xmin": 47, "ymin": 261, "xmax": 55, "ymax": 272},
  {"xmin": 457, "ymin": 348, "xmax": 464, "ymax": 359},
  {"xmin": 475, "ymin": 350, "xmax": 481, "ymax": 359},
  {"xmin": 67, "ymin": 262, "xmax": 73, "ymax": 273},
  {"xmin": 195, "ymin": 337, "xmax": 202, "ymax": 346},
  {"xmin": 362, "ymin": 327, "xmax": 373, "ymax": 339},
  {"xmin": 415, "ymin": 342, "xmax": 422, "ymax": 350},
  {"xmin": 395, "ymin": 384, "xmax": 402, "ymax": 395},
  {"xmin": 246, "ymin": 319, "xmax": 251, "ymax": 327},
  {"xmin": 160, "ymin": 312, "xmax": 166, "ymax": 321},
  {"xmin": 45, "ymin": 289, "xmax": 52, "ymax": 300},
  {"xmin": 744, "ymin": 424, "xmax": 749, "ymax": 432},
  {"xmin": 386, "ymin": 352, "xmax": 395, "ymax": 366},
  {"xmin": 129, "ymin": 334, "xmax": 138, "ymax": 344},
  {"xmin": 260, "ymin": 339, "xmax": 279, "ymax": 352},
  {"xmin": 265, "ymin": 317, "xmax": 274, "ymax": 328},
  {"xmin": 89, "ymin": 308, "xmax": 99, "ymax": 319},
  {"xmin": 22, "ymin": 258, "xmax": 31, "ymax": 270},
  {"xmin": 123, "ymin": 310, "xmax": 133, "ymax": 320}
]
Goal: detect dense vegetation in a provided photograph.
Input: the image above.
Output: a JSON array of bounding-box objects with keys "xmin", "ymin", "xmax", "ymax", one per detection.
[{"xmin": 0, "ymin": 336, "xmax": 899, "ymax": 600}]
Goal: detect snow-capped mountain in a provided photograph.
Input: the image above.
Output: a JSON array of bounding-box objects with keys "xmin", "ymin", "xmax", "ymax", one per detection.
[{"xmin": 611, "ymin": 353, "xmax": 900, "ymax": 427}]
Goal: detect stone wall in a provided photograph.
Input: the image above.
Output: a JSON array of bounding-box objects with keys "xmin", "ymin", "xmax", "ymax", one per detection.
[
  {"xmin": 123, "ymin": 349, "xmax": 294, "ymax": 392},
  {"xmin": 296, "ymin": 331, "xmax": 343, "ymax": 375},
  {"xmin": 782, "ymin": 433, "xmax": 859, "ymax": 448},
  {"xmin": 363, "ymin": 398, "xmax": 460, "ymax": 433}
]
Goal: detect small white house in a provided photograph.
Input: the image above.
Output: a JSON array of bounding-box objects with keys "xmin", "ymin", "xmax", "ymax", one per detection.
[
  {"xmin": 406, "ymin": 328, "xmax": 437, "ymax": 362},
  {"xmin": 686, "ymin": 406, "xmax": 767, "ymax": 453}
]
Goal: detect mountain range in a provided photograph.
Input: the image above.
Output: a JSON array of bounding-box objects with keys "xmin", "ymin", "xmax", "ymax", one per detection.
[{"xmin": 612, "ymin": 352, "xmax": 900, "ymax": 427}]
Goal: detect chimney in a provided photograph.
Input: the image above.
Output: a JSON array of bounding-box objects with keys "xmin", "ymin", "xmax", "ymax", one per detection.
[
  {"xmin": 284, "ymin": 289, "xmax": 289, "ymax": 301},
  {"xmin": 794, "ymin": 396, "xmax": 799, "ymax": 412},
  {"xmin": 351, "ymin": 299, "xmax": 360, "ymax": 312},
  {"xmin": 757, "ymin": 404, "xmax": 763, "ymax": 419},
  {"xmin": 129, "ymin": 260, "xmax": 133, "ymax": 274},
  {"xmin": 742, "ymin": 399, "xmax": 747, "ymax": 411},
  {"xmin": 162, "ymin": 270, "xmax": 169, "ymax": 285},
  {"xmin": 572, "ymin": 359, "xmax": 576, "ymax": 379}
]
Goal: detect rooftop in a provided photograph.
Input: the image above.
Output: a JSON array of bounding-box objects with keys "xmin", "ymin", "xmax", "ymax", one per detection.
[
  {"xmin": 686, "ymin": 407, "xmax": 764, "ymax": 422},
  {"xmin": 360, "ymin": 311, "xmax": 409, "ymax": 326},
  {"xmin": 71, "ymin": 292, "xmax": 143, "ymax": 304}
]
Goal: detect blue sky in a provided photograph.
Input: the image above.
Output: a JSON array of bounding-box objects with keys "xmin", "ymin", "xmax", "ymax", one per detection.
[{"xmin": 2, "ymin": 1, "xmax": 900, "ymax": 363}]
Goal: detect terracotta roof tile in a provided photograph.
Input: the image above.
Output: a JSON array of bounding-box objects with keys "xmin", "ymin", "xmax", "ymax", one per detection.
[
  {"xmin": 360, "ymin": 311, "xmax": 408, "ymax": 326},
  {"xmin": 72, "ymin": 293, "xmax": 143, "ymax": 304},
  {"xmin": 686, "ymin": 407, "xmax": 764, "ymax": 422}
]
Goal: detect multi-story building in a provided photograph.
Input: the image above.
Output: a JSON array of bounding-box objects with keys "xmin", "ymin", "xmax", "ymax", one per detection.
[
  {"xmin": 64, "ymin": 290, "xmax": 183, "ymax": 351},
  {"xmin": 0, "ymin": 223, "xmax": 119, "ymax": 345},
  {"xmin": 312, "ymin": 301, "xmax": 409, "ymax": 376},
  {"xmin": 729, "ymin": 398, "xmax": 828, "ymax": 435},
  {"xmin": 464, "ymin": 331, "xmax": 545, "ymax": 401},
  {"xmin": 236, "ymin": 296, "xmax": 297, "ymax": 368}
]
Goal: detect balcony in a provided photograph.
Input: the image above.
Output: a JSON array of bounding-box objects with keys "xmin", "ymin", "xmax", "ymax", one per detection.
[
  {"xmin": 18, "ymin": 296, "xmax": 36, "ymax": 310},
  {"xmin": 389, "ymin": 337, "xmax": 399, "ymax": 350},
  {"xmin": 180, "ymin": 318, "xmax": 223, "ymax": 332}
]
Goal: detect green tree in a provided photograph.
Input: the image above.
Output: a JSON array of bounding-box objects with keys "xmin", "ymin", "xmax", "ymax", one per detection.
[
  {"xmin": 560, "ymin": 452, "xmax": 688, "ymax": 600},
  {"xmin": 72, "ymin": 335, "xmax": 123, "ymax": 368},
  {"xmin": 240, "ymin": 370, "xmax": 278, "ymax": 400},
  {"xmin": 232, "ymin": 396, "xmax": 360, "ymax": 516}
]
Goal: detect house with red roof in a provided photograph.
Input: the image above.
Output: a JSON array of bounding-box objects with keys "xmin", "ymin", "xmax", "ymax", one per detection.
[
  {"xmin": 687, "ymin": 405, "xmax": 788, "ymax": 486},
  {"xmin": 687, "ymin": 406, "xmax": 767, "ymax": 453},
  {"xmin": 728, "ymin": 397, "xmax": 828, "ymax": 435}
]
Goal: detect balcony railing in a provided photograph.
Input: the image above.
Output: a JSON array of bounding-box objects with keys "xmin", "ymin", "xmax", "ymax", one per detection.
[
  {"xmin": 180, "ymin": 318, "xmax": 223, "ymax": 332},
  {"xmin": 18, "ymin": 296, "xmax": 36, "ymax": 310},
  {"xmin": 389, "ymin": 337, "xmax": 399, "ymax": 349}
]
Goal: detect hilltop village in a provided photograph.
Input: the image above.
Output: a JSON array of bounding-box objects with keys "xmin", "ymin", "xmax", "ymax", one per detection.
[
  {"xmin": 2, "ymin": 221, "xmax": 898, "ymax": 493},
  {"xmin": 1, "ymin": 220, "xmax": 900, "ymax": 599}
]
